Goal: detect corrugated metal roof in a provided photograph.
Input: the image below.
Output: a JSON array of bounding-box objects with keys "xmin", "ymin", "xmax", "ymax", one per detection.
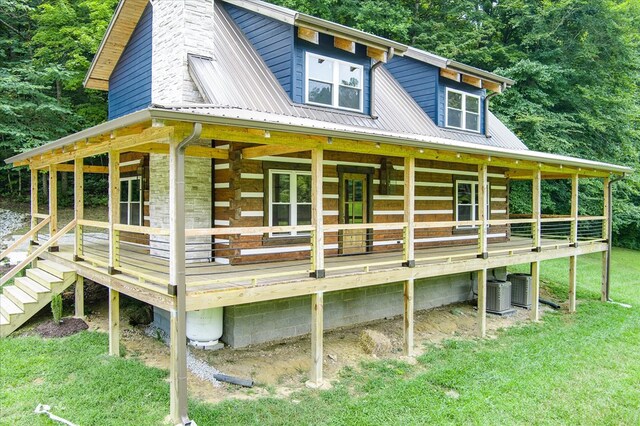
[{"xmin": 182, "ymin": 3, "xmax": 527, "ymax": 151}]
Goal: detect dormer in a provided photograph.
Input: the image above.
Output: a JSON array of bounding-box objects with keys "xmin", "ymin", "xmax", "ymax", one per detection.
[
  {"xmin": 222, "ymin": 0, "xmax": 407, "ymax": 116},
  {"xmin": 384, "ymin": 49, "xmax": 513, "ymax": 135}
]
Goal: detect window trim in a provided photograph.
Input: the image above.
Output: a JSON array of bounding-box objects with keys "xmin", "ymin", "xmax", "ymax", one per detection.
[
  {"xmin": 120, "ymin": 176, "xmax": 142, "ymax": 226},
  {"xmin": 268, "ymin": 169, "xmax": 312, "ymax": 237},
  {"xmin": 304, "ymin": 52, "xmax": 364, "ymax": 113},
  {"xmin": 445, "ymin": 88, "xmax": 481, "ymax": 133},
  {"xmin": 454, "ymin": 179, "xmax": 489, "ymax": 228}
]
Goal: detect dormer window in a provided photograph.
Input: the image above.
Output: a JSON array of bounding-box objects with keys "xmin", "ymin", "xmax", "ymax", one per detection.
[
  {"xmin": 446, "ymin": 88, "xmax": 480, "ymax": 132},
  {"xmin": 305, "ymin": 52, "xmax": 363, "ymax": 112}
]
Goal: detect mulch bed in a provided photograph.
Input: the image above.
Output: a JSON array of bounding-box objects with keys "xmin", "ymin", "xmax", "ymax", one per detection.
[{"xmin": 35, "ymin": 317, "xmax": 88, "ymax": 338}]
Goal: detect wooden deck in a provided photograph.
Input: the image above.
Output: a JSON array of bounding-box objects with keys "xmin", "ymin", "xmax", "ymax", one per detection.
[{"xmin": 42, "ymin": 235, "xmax": 607, "ymax": 311}]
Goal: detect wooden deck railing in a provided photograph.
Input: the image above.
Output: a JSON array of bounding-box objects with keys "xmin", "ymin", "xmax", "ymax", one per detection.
[
  {"xmin": 0, "ymin": 220, "xmax": 76, "ymax": 287},
  {"xmin": 0, "ymin": 215, "xmax": 50, "ymax": 261},
  {"xmin": 59, "ymin": 216, "xmax": 608, "ymax": 289}
]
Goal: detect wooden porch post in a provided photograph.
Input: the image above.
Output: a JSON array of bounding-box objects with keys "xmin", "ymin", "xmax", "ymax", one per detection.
[
  {"xmin": 403, "ymin": 278, "xmax": 414, "ymax": 356},
  {"xmin": 569, "ymin": 174, "xmax": 578, "ymax": 312},
  {"xmin": 108, "ymin": 288, "xmax": 119, "ymax": 356},
  {"xmin": 477, "ymin": 268, "xmax": 487, "ymax": 337},
  {"xmin": 311, "ymin": 148, "xmax": 325, "ymax": 278},
  {"xmin": 108, "ymin": 151, "xmax": 120, "ymax": 274},
  {"xmin": 169, "ymin": 137, "xmax": 189, "ymax": 425},
  {"xmin": 30, "ymin": 168, "xmax": 38, "ymax": 244},
  {"xmin": 477, "ymin": 164, "xmax": 488, "ymax": 258},
  {"xmin": 307, "ymin": 291, "xmax": 324, "ymax": 387},
  {"xmin": 601, "ymin": 177, "xmax": 610, "ymax": 302},
  {"xmin": 531, "ymin": 169, "xmax": 542, "ymax": 321},
  {"xmin": 403, "ymin": 156, "xmax": 415, "ymax": 267},
  {"xmin": 74, "ymin": 158, "xmax": 84, "ymax": 318},
  {"xmin": 48, "ymin": 164, "xmax": 58, "ymax": 252}
]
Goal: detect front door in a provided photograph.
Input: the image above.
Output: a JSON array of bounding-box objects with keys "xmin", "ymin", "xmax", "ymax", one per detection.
[{"xmin": 340, "ymin": 173, "xmax": 368, "ymax": 254}]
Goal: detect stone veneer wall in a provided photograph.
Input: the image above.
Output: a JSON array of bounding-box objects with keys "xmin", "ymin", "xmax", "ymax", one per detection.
[
  {"xmin": 154, "ymin": 268, "xmax": 507, "ymax": 348},
  {"xmin": 149, "ymin": 153, "xmax": 212, "ymax": 260},
  {"xmin": 151, "ymin": 0, "xmax": 214, "ymax": 104}
]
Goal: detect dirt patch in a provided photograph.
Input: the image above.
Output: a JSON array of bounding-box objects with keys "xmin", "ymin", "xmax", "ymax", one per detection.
[
  {"xmin": 35, "ymin": 317, "xmax": 88, "ymax": 338},
  {"xmin": 36, "ymin": 295, "xmax": 551, "ymax": 404}
]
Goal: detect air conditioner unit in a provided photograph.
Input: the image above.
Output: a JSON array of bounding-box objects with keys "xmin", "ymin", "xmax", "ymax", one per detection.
[
  {"xmin": 507, "ymin": 273, "xmax": 532, "ymax": 308},
  {"xmin": 486, "ymin": 279, "xmax": 513, "ymax": 314}
]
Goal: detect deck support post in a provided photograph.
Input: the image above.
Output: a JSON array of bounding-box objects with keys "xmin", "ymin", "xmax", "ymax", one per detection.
[
  {"xmin": 532, "ymin": 169, "xmax": 542, "ymax": 251},
  {"xmin": 74, "ymin": 158, "xmax": 84, "ymax": 261},
  {"xmin": 403, "ymin": 278, "xmax": 414, "ymax": 356},
  {"xmin": 477, "ymin": 164, "xmax": 488, "ymax": 258},
  {"xmin": 477, "ymin": 268, "xmax": 487, "ymax": 337},
  {"xmin": 569, "ymin": 174, "xmax": 578, "ymax": 312},
  {"xmin": 75, "ymin": 276, "xmax": 85, "ymax": 319},
  {"xmin": 403, "ymin": 156, "xmax": 415, "ymax": 267},
  {"xmin": 108, "ymin": 288, "xmax": 119, "ymax": 356},
  {"xmin": 30, "ymin": 168, "xmax": 38, "ymax": 245},
  {"xmin": 108, "ymin": 151, "xmax": 120, "ymax": 274},
  {"xmin": 307, "ymin": 291, "xmax": 324, "ymax": 388},
  {"xmin": 48, "ymin": 164, "xmax": 58, "ymax": 252},
  {"xmin": 530, "ymin": 261, "xmax": 540, "ymax": 321},
  {"xmin": 311, "ymin": 148, "xmax": 325, "ymax": 278},
  {"xmin": 601, "ymin": 177, "xmax": 610, "ymax": 302},
  {"xmin": 169, "ymin": 125, "xmax": 201, "ymax": 426}
]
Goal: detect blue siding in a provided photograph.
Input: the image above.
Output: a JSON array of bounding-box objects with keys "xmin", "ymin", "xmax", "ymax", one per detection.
[
  {"xmin": 384, "ymin": 56, "xmax": 439, "ymax": 122},
  {"xmin": 108, "ymin": 4, "xmax": 152, "ymax": 120},
  {"xmin": 437, "ymin": 77, "xmax": 486, "ymax": 133},
  {"xmin": 293, "ymin": 33, "xmax": 371, "ymax": 115},
  {"xmin": 225, "ymin": 3, "xmax": 294, "ymax": 96}
]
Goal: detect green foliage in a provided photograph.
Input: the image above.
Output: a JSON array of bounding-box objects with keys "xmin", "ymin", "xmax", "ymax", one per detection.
[
  {"xmin": 50, "ymin": 293, "xmax": 62, "ymax": 323},
  {"xmin": 0, "ymin": 0, "xmax": 638, "ymax": 246}
]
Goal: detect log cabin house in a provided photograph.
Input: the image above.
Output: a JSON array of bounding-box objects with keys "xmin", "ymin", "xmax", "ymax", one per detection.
[{"xmin": 1, "ymin": 0, "xmax": 631, "ymax": 423}]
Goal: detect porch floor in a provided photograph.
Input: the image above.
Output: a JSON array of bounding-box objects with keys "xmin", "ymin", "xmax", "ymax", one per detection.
[{"xmin": 47, "ymin": 235, "xmax": 578, "ymax": 295}]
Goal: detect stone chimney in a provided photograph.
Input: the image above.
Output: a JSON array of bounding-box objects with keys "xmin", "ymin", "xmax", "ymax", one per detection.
[{"xmin": 151, "ymin": 0, "xmax": 216, "ymax": 105}]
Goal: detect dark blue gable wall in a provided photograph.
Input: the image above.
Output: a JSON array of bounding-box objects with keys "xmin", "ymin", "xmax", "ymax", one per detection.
[
  {"xmin": 225, "ymin": 3, "xmax": 295, "ymax": 96},
  {"xmin": 386, "ymin": 56, "xmax": 486, "ymax": 133},
  {"xmin": 108, "ymin": 3, "xmax": 152, "ymax": 120},
  {"xmin": 293, "ymin": 33, "xmax": 371, "ymax": 114},
  {"xmin": 384, "ymin": 56, "xmax": 438, "ymax": 122},
  {"xmin": 437, "ymin": 77, "xmax": 485, "ymax": 133}
]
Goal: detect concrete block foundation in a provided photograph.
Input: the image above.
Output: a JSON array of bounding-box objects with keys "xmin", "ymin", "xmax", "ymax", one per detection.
[{"xmin": 154, "ymin": 268, "xmax": 506, "ymax": 348}]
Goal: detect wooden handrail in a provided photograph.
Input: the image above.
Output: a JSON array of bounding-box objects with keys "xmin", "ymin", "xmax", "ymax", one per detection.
[
  {"xmin": 0, "ymin": 220, "xmax": 76, "ymax": 287},
  {"xmin": 577, "ymin": 216, "xmax": 606, "ymax": 221},
  {"xmin": 185, "ymin": 225, "xmax": 316, "ymax": 237},
  {"xmin": 540, "ymin": 217, "xmax": 575, "ymax": 223},
  {"xmin": 77, "ymin": 219, "xmax": 109, "ymax": 229},
  {"xmin": 324, "ymin": 222, "xmax": 407, "ymax": 231},
  {"xmin": 414, "ymin": 220, "xmax": 481, "ymax": 229},
  {"xmin": 113, "ymin": 223, "xmax": 170, "ymax": 235},
  {"xmin": 0, "ymin": 216, "xmax": 50, "ymax": 260}
]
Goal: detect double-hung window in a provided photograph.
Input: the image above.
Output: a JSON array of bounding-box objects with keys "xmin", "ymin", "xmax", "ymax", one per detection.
[
  {"xmin": 305, "ymin": 52, "xmax": 363, "ymax": 112},
  {"xmin": 269, "ymin": 170, "xmax": 311, "ymax": 236},
  {"xmin": 120, "ymin": 176, "xmax": 142, "ymax": 226},
  {"xmin": 455, "ymin": 180, "xmax": 489, "ymax": 228},
  {"xmin": 446, "ymin": 88, "xmax": 481, "ymax": 132}
]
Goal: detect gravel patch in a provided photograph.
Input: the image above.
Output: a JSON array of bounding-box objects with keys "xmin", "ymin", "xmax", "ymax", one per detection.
[
  {"xmin": 145, "ymin": 325, "xmax": 221, "ymax": 387},
  {"xmin": 0, "ymin": 208, "xmax": 29, "ymax": 244}
]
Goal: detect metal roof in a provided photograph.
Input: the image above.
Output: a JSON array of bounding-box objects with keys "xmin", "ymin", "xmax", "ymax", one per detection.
[{"xmin": 186, "ymin": 3, "xmax": 528, "ymax": 151}]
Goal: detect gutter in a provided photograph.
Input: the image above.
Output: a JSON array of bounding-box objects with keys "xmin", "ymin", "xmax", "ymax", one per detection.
[{"xmin": 484, "ymin": 89, "xmax": 502, "ymax": 138}]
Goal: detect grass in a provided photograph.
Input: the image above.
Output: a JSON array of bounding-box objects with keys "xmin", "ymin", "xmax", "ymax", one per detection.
[{"xmin": 1, "ymin": 248, "xmax": 639, "ymax": 425}]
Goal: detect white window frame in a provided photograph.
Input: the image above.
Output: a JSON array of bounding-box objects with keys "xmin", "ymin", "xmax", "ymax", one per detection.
[
  {"xmin": 455, "ymin": 180, "xmax": 489, "ymax": 228},
  {"xmin": 304, "ymin": 52, "xmax": 364, "ymax": 113},
  {"xmin": 268, "ymin": 169, "xmax": 312, "ymax": 237},
  {"xmin": 445, "ymin": 88, "xmax": 481, "ymax": 133},
  {"xmin": 120, "ymin": 176, "xmax": 142, "ymax": 226}
]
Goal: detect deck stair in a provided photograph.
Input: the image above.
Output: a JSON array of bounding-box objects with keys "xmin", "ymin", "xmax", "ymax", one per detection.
[{"xmin": 0, "ymin": 260, "xmax": 77, "ymax": 337}]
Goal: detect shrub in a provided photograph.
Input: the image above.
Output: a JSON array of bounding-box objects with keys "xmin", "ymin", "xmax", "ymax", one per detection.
[{"xmin": 51, "ymin": 294, "xmax": 63, "ymax": 324}]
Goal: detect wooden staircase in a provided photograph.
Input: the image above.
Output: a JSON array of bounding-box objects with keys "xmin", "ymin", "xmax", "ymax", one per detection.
[{"xmin": 0, "ymin": 260, "xmax": 77, "ymax": 337}]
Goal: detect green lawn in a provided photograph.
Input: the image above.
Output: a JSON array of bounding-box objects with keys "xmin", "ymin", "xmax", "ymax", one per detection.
[{"xmin": 1, "ymin": 249, "xmax": 639, "ymax": 425}]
